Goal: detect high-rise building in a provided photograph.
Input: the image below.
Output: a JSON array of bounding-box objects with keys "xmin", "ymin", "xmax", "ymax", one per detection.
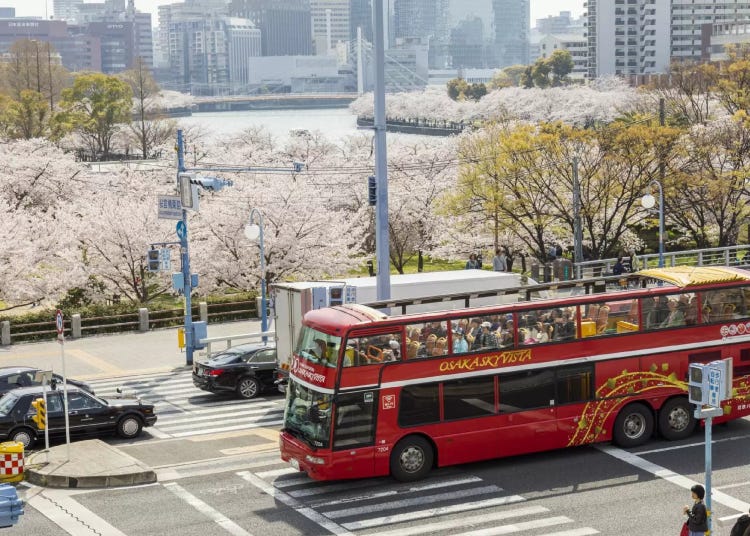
[
  {"xmin": 670, "ymin": 0, "xmax": 750, "ymax": 62},
  {"xmin": 226, "ymin": 17, "xmax": 262, "ymax": 91},
  {"xmin": 491, "ymin": 0, "xmax": 529, "ymax": 68},
  {"xmin": 228, "ymin": 0, "xmax": 313, "ymax": 56},
  {"xmin": 585, "ymin": 0, "xmax": 669, "ymax": 78},
  {"xmin": 310, "ymin": 0, "xmax": 350, "ymax": 55},
  {"xmin": 349, "ymin": 0, "xmax": 372, "ymax": 43},
  {"xmin": 54, "ymin": 0, "xmax": 84, "ymax": 21},
  {"xmin": 393, "ymin": 0, "xmax": 449, "ymax": 68},
  {"xmin": 449, "ymin": 17, "xmax": 486, "ymax": 68},
  {"xmin": 0, "ymin": 7, "xmax": 16, "ymax": 18}
]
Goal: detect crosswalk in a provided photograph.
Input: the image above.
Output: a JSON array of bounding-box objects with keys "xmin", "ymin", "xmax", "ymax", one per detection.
[
  {"xmin": 89, "ymin": 369, "xmax": 285, "ymax": 439},
  {"xmin": 236, "ymin": 460, "xmax": 601, "ymax": 536}
]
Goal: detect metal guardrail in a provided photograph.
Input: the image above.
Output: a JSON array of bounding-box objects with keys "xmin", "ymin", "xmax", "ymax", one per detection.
[
  {"xmin": 573, "ymin": 244, "xmax": 750, "ymax": 279},
  {"xmin": 199, "ymin": 330, "xmax": 276, "ymax": 359}
]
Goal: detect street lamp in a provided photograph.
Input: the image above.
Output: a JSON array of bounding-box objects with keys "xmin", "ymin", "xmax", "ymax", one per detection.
[
  {"xmin": 641, "ymin": 180, "xmax": 664, "ymax": 268},
  {"xmin": 244, "ymin": 209, "xmax": 268, "ymax": 343}
]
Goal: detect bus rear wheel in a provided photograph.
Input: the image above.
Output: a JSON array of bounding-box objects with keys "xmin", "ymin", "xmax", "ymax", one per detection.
[
  {"xmin": 390, "ymin": 435, "xmax": 433, "ymax": 482},
  {"xmin": 613, "ymin": 403, "xmax": 654, "ymax": 447},
  {"xmin": 658, "ymin": 397, "xmax": 696, "ymax": 441}
]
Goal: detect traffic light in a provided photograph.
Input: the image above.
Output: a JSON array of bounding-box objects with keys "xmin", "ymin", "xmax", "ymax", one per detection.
[
  {"xmin": 688, "ymin": 363, "xmax": 706, "ymax": 405},
  {"xmin": 368, "ymin": 175, "xmax": 376, "ymax": 206},
  {"xmin": 147, "ymin": 249, "xmax": 161, "ymax": 272},
  {"xmin": 31, "ymin": 398, "xmax": 46, "ymax": 430},
  {"xmin": 179, "ymin": 173, "xmax": 233, "ymax": 211}
]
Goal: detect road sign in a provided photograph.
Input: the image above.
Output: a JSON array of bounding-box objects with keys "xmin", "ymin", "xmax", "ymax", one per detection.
[
  {"xmin": 176, "ymin": 220, "xmax": 186, "ymax": 240},
  {"xmin": 158, "ymin": 196, "xmax": 183, "ymax": 220},
  {"xmin": 55, "ymin": 310, "xmax": 64, "ymax": 335}
]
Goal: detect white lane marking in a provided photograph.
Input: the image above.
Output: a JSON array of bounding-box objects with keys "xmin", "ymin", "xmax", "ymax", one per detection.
[
  {"xmin": 715, "ymin": 480, "xmax": 750, "ymax": 491},
  {"xmin": 255, "ymin": 467, "xmax": 299, "ymax": 478},
  {"xmin": 342, "ymin": 495, "xmax": 527, "ymax": 531},
  {"xmin": 158, "ymin": 408, "xmax": 282, "ymax": 427},
  {"xmin": 146, "ymin": 426, "xmax": 171, "ymax": 439},
  {"xmin": 373, "ymin": 506, "xmax": 551, "ymax": 536},
  {"xmin": 238, "ymin": 470, "xmax": 355, "ymax": 536},
  {"xmin": 324, "ymin": 484, "xmax": 501, "ymax": 519},
  {"xmin": 538, "ymin": 529, "xmax": 600, "ymax": 536},
  {"xmin": 285, "ymin": 477, "xmax": 380, "ymax": 495},
  {"xmin": 453, "ymin": 516, "xmax": 573, "ymax": 535},
  {"xmin": 597, "ymin": 445, "xmax": 750, "ymax": 513},
  {"xmin": 163, "ymin": 482, "xmax": 253, "ymax": 536},
  {"xmin": 28, "ymin": 490, "xmax": 129, "ymax": 536},
  {"xmin": 635, "ymin": 433, "xmax": 750, "ymax": 455},
  {"xmin": 310, "ymin": 476, "xmax": 485, "ymax": 507},
  {"xmin": 168, "ymin": 419, "xmax": 283, "ymax": 437},
  {"xmin": 156, "ymin": 402, "xmax": 280, "ymax": 420},
  {"xmin": 157, "ymin": 456, "xmax": 286, "ymax": 482}
]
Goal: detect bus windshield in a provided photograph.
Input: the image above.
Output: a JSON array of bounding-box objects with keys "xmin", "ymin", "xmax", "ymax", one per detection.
[
  {"xmin": 283, "ymin": 379, "xmax": 332, "ymax": 449},
  {"xmin": 295, "ymin": 326, "xmax": 342, "ymax": 368}
]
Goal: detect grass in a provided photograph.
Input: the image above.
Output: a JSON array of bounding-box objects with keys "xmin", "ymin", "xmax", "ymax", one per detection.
[{"xmin": 347, "ymin": 256, "xmax": 468, "ymax": 277}]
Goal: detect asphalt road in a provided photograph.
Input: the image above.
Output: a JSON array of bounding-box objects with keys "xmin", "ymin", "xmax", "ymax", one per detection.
[{"xmin": 5, "ymin": 324, "xmax": 750, "ymax": 535}]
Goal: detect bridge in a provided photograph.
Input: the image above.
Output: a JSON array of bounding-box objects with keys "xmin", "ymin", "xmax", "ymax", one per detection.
[{"xmin": 191, "ymin": 93, "xmax": 358, "ymax": 112}]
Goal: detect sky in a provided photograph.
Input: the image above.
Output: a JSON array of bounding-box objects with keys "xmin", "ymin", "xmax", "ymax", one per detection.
[{"xmin": 4, "ymin": 1, "xmax": 585, "ymax": 27}]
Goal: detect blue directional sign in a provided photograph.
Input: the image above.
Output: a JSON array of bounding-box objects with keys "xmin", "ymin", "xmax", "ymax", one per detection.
[{"xmin": 176, "ymin": 221, "xmax": 186, "ymax": 240}]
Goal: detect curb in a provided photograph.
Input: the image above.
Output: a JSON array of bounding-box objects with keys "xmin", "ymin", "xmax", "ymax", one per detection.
[{"xmin": 24, "ymin": 468, "xmax": 157, "ymax": 489}]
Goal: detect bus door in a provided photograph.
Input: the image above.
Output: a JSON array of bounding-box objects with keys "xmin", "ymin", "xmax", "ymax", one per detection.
[
  {"xmin": 328, "ymin": 390, "xmax": 378, "ymax": 479},
  {"xmin": 497, "ymin": 369, "xmax": 559, "ymax": 456},
  {"xmin": 554, "ymin": 363, "xmax": 597, "ymax": 447}
]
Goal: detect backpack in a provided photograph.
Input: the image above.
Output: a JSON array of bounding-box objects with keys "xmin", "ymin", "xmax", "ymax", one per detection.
[{"xmin": 731, "ymin": 514, "xmax": 750, "ymax": 536}]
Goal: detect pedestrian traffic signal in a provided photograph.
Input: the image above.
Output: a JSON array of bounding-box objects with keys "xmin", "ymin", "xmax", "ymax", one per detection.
[
  {"xmin": 147, "ymin": 249, "xmax": 161, "ymax": 272},
  {"xmin": 368, "ymin": 176, "xmax": 376, "ymax": 206},
  {"xmin": 688, "ymin": 363, "xmax": 706, "ymax": 404},
  {"xmin": 31, "ymin": 398, "xmax": 46, "ymax": 430}
]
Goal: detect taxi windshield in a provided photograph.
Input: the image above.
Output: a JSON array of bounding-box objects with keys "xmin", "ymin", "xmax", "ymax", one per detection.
[
  {"xmin": 283, "ymin": 379, "xmax": 332, "ymax": 449},
  {"xmin": 294, "ymin": 326, "xmax": 342, "ymax": 369}
]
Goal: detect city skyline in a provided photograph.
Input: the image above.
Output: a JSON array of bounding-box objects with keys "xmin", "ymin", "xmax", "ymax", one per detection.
[{"xmin": 2, "ymin": 0, "xmax": 584, "ymax": 27}]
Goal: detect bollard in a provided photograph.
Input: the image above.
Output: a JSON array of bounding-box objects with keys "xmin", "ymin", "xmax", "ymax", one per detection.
[
  {"xmin": 71, "ymin": 314, "xmax": 82, "ymax": 339},
  {"xmin": 0, "ymin": 442, "xmax": 23, "ymax": 484},
  {"xmin": 0, "ymin": 321, "xmax": 8, "ymax": 346},
  {"xmin": 200, "ymin": 302, "xmax": 208, "ymax": 323},
  {"xmin": 138, "ymin": 308, "xmax": 149, "ymax": 332},
  {"xmin": 256, "ymin": 296, "xmax": 262, "ymax": 319}
]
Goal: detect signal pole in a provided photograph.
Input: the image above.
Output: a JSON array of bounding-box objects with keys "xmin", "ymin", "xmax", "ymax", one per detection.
[
  {"xmin": 373, "ymin": 0, "xmax": 390, "ymax": 301},
  {"xmin": 176, "ymin": 130, "xmax": 195, "ymax": 365}
]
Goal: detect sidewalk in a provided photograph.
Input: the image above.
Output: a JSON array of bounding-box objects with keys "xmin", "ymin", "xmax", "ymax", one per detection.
[
  {"xmin": 24, "ymin": 440, "xmax": 156, "ymax": 488},
  {"xmin": 0, "ymin": 319, "xmax": 262, "ymax": 380}
]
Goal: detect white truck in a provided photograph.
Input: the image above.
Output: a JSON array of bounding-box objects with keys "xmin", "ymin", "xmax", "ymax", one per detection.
[{"xmin": 271, "ymin": 269, "xmax": 534, "ymax": 371}]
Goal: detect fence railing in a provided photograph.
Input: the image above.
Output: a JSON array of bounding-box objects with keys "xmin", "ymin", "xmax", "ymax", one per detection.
[{"xmin": 0, "ymin": 300, "xmax": 257, "ymax": 346}]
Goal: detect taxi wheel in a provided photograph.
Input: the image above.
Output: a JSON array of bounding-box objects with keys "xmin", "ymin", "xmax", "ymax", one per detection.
[
  {"xmin": 117, "ymin": 415, "xmax": 143, "ymax": 439},
  {"xmin": 237, "ymin": 377, "xmax": 260, "ymax": 399},
  {"xmin": 10, "ymin": 427, "xmax": 36, "ymax": 450},
  {"xmin": 390, "ymin": 435, "xmax": 433, "ymax": 482}
]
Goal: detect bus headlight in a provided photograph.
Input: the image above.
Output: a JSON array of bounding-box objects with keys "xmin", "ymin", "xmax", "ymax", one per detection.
[{"xmin": 305, "ymin": 454, "xmax": 326, "ymax": 465}]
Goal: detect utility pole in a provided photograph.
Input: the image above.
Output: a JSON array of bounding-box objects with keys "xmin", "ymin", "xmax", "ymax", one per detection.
[
  {"xmin": 572, "ymin": 156, "xmax": 583, "ymax": 268},
  {"xmin": 373, "ymin": 0, "xmax": 390, "ymax": 301}
]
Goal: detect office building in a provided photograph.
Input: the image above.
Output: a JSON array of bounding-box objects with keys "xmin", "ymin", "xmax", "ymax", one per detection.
[
  {"xmin": 226, "ymin": 17, "xmax": 262, "ymax": 92},
  {"xmin": 349, "ymin": 0, "xmax": 372, "ymax": 43},
  {"xmin": 538, "ymin": 34, "xmax": 587, "ymax": 80},
  {"xmin": 228, "ymin": 0, "xmax": 313, "ymax": 56},
  {"xmin": 0, "ymin": 19, "xmax": 95, "ymax": 71},
  {"xmin": 491, "ymin": 0, "xmax": 529, "ymax": 68},
  {"xmin": 310, "ymin": 0, "xmax": 350, "ymax": 55},
  {"xmin": 671, "ymin": 0, "xmax": 750, "ymax": 62},
  {"xmin": 449, "ymin": 17, "xmax": 486, "ymax": 68},
  {"xmin": 393, "ymin": 0, "xmax": 449, "ymax": 68},
  {"xmin": 0, "ymin": 7, "xmax": 15, "ymax": 18},
  {"xmin": 54, "ymin": 0, "xmax": 83, "ymax": 21}
]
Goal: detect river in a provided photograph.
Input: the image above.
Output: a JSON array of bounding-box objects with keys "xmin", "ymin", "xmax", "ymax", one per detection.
[{"xmin": 176, "ymin": 108, "xmax": 361, "ymax": 142}]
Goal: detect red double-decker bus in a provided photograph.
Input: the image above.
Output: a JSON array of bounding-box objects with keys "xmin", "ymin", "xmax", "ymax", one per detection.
[{"xmin": 279, "ymin": 267, "xmax": 750, "ymax": 482}]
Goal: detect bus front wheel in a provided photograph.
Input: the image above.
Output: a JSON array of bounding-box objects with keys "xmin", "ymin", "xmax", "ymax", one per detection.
[
  {"xmin": 658, "ymin": 397, "xmax": 696, "ymax": 440},
  {"xmin": 613, "ymin": 403, "xmax": 654, "ymax": 447},
  {"xmin": 390, "ymin": 435, "xmax": 434, "ymax": 482}
]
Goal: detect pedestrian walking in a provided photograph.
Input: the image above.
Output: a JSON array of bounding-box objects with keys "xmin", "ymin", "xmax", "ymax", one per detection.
[
  {"xmin": 612, "ymin": 256, "xmax": 627, "ymax": 276},
  {"xmin": 465, "ymin": 254, "xmax": 480, "ymax": 270},
  {"xmin": 492, "ymin": 249, "xmax": 507, "ymax": 272},
  {"xmin": 682, "ymin": 484, "xmax": 708, "ymax": 536}
]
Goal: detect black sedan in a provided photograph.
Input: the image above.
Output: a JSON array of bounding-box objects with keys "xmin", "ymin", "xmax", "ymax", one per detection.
[
  {"xmin": 0, "ymin": 366, "xmax": 94, "ymax": 396},
  {"xmin": 193, "ymin": 343, "xmax": 278, "ymax": 399},
  {"xmin": 0, "ymin": 385, "xmax": 157, "ymax": 449}
]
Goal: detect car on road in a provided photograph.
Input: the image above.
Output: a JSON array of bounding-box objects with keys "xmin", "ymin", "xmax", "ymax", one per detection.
[
  {"xmin": 192, "ymin": 343, "xmax": 278, "ymax": 399},
  {"xmin": 0, "ymin": 366, "xmax": 94, "ymax": 396},
  {"xmin": 0, "ymin": 385, "xmax": 157, "ymax": 449}
]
